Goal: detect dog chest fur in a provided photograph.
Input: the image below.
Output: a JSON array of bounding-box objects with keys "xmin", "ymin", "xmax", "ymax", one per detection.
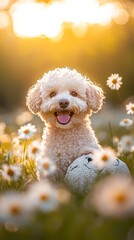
[{"xmin": 41, "ymin": 119, "xmax": 101, "ymax": 178}]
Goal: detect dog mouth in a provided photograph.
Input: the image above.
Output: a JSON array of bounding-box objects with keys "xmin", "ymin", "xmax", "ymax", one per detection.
[{"xmin": 54, "ymin": 111, "xmax": 74, "ymax": 125}]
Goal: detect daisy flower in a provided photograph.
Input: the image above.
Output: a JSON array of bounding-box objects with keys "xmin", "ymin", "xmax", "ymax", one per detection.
[
  {"xmin": 126, "ymin": 102, "xmax": 134, "ymax": 114},
  {"xmin": 92, "ymin": 148, "xmax": 116, "ymax": 170},
  {"xmin": 130, "ymin": 145, "xmax": 134, "ymax": 152},
  {"xmin": 18, "ymin": 123, "xmax": 37, "ymax": 140},
  {"xmin": 119, "ymin": 118, "xmax": 133, "ymax": 128},
  {"xmin": 37, "ymin": 157, "xmax": 56, "ymax": 178},
  {"xmin": 91, "ymin": 175, "xmax": 134, "ymax": 218},
  {"xmin": 1, "ymin": 164, "xmax": 22, "ymax": 182},
  {"xmin": 118, "ymin": 135, "xmax": 134, "ymax": 153},
  {"xmin": 106, "ymin": 73, "xmax": 123, "ymax": 90},
  {"xmin": 27, "ymin": 140, "xmax": 41, "ymax": 159},
  {"xmin": 0, "ymin": 192, "xmax": 32, "ymax": 225},
  {"xmin": 27, "ymin": 181, "xmax": 59, "ymax": 212}
]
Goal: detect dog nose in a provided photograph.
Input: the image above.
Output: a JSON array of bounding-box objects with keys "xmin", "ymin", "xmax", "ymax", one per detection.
[{"xmin": 59, "ymin": 99, "xmax": 69, "ymax": 109}]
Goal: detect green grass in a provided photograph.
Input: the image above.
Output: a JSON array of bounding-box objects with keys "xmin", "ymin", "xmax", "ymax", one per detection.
[{"xmin": 0, "ymin": 120, "xmax": 134, "ymax": 240}]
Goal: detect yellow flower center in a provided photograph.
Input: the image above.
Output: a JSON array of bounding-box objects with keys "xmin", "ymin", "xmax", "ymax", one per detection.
[
  {"xmin": 39, "ymin": 194, "xmax": 49, "ymax": 202},
  {"xmin": 114, "ymin": 193, "xmax": 126, "ymax": 204},
  {"xmin": 24, "ymin": 129, "xmax": 30, "ymax": 134},
  {"xmin": 10, "ymin": 205, "xmax": 22, "ymax": 216},
  {"xmin": 131, "ymin": 107, "xmax": 134, "ymax": 111},
  {"xmin": 43, "ymin": 162, "xmax": 50, "ymax": 170},
  {"xmin": 7, "ymin": 168, "xmax": 14, "ymax": 176},
  {"xmin": 112, "ymin": 79, "xmax": 117, "ymax": 84},
  {"xmin": 32, "ymin": 147, "xmax": 38, "ymax": 154},
  {"xmin": 124, "ymin": 119, "xmax": 128, "ymax": 123},
  {"xmin": 101, "ymin": 154, "xmax": 108, "ymax": 162},
  {"xmin": 126, "ymin": 141, "xmax": 131, "ymax": 146}
]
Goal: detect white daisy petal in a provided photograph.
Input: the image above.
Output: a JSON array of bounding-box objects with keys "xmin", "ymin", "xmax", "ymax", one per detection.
[
  {"xmin": 107, "ymin": 73, "xmax": 123, "ymax": 90},
  {"xmin": 119, "ymin": 118, "xmax": 133, "ymax": 128},
  {"xmin": 126, "ymin": 102, "xmax": 134, "ymax": 115},
  {"xmin": 118, "ymin": 135, "xmax": 134, "ymax": 153},
  {"xmin": 92, "ymin": 147, "xmax": 116, "ymax": 170},
  {"xmin": 27, "ymin": 181, "xmax": 59, "ymax": 212},
  {"xmin": 18, "ymin": 123, "xmax": 37, "ymax": 140},
  {"xmin": 0, "ymin": 192, "xmax": 32, "ymax": 225},
  {"xmin": 37, "ymin": 157, "xmax": 56, "ymax": 178},
  {"xmin": 91, "ymin": 175, "xmax": 134, "ymax": 218},
  {"xmin": 1, "ymin": 164, "xmax": 22, "ymax": 182},
  {"xmin": 27, "ymin": 140, "xmax": 41, "ymax": 159}
]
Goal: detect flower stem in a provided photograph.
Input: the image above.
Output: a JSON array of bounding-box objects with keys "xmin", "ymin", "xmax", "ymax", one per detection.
[
  {"xmin": 23, "ymin": 140, "xmax": 27, "ymax": 162},
  {"xmin": 108, "ymin": 122, "xmax": 114, "ymax": 148}
]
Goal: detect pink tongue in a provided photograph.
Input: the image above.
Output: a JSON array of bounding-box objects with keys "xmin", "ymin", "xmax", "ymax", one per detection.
[{"xmin": 57, "ymin": 114, "xmax": 71, "ymax": 124}]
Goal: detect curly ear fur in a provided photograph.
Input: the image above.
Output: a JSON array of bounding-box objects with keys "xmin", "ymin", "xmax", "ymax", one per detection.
[
  {"xmin": 26, "ymin": 82, "xmax": 42, "ymax": 114},
  {"xmin": 86, "ymin": 81, "xmax": 105, "ymax": 113}
]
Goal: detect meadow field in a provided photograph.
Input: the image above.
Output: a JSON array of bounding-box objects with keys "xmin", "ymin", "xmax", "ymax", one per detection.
[
  {"xmin": 0, "ymin": 0, "xmax": 134, "ymax": 239},
  {"xmin": 0, "ymin": 103, "xmax": 134, "ymax": 240}
]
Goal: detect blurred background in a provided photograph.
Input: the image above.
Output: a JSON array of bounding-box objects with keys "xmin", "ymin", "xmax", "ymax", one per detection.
[{"xmin": 0, "ymin": 0, "xmax": 134, "ymax": 111}]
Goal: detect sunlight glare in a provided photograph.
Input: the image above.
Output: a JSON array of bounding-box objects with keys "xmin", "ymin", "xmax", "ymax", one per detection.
[
  {"xmin": 0, "ymin": 0, "xmax": 10, "ymax": 10},
  {"xmin": 41, "ymin": 2, "xmax": 63, "ymax": 39},
  {"xmin": 10, "ymin": 0, "xmax": 126, "ymax": 39},
  {"xmin": 63, "ymin": 0, "xmax": 114, "ymax": 25},
  {"xmin": 10, "ymin": 2, "xmax": 47, "ymax": 37}
]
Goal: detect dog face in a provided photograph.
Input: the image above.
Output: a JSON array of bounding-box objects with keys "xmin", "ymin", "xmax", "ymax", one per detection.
[{"xmin": 26, "ymin": 68, "xmax": 104, "ymax": 129}]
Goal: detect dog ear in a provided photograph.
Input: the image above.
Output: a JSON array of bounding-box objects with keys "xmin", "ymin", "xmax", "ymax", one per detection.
[
  {"xmin": 26, "ymin": 81, "xmax": 42, "ymax": 114},
  {"xmin": 86, "ymin": 81, "xmax": 105, "ymax": 113}
]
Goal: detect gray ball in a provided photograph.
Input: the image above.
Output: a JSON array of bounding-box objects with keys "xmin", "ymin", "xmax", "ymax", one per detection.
[
  {"xmin": 65, "ymin": 154, "xmax": 98, "ymax": 194},
  {"xmin": 65, "ymin": 154, "xmax": 130, "ymax": 194},
  {"xmin": 100, "ymin": 158, "xmax": 130, "ymax": 176}
]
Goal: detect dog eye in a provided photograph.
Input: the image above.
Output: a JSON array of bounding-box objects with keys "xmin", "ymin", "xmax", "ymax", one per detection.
[
  {"xmin": 71, "ymin": 91, "xmax": 78, "ymax": 97},
  {"xmin": 50, "ymin": 92, "xmax": 56, "ymax": 98}
]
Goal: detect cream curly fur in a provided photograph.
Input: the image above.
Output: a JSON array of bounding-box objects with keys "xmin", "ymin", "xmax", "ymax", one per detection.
[{"xmin": 26, "ymin": 67, "xmax": 105, "ymax": 179}]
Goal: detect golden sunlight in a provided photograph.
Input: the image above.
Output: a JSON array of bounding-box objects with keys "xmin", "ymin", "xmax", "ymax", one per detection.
[
  {"xmin": 0, "ymin": 0, "xmax": 10, "ymax": 10},
  {"xmin": 10, "ymin": 0, "xmax": 128, "ymax": 39},
  {"xmin": 0, "ymin": 11, "xmax": 9, "ymax": 29}
]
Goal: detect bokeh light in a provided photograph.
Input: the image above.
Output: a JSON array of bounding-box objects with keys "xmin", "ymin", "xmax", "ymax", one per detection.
[
  {"xmin": 113, "ymin": 3, "xmax": 129, "ymax": 25},
  {"xmin": 0, "ymin": 0, "xmax": 132, "ymax": 39},
  {"xmin": 0, "ymin": 0, "xmax": 10, "ymax": 10},
  {"xmin": 0, "ymin": 11, "xmax": 9, "ymax": 29},
  {"xmin": 8, "ymin": 0, "xmax": 131, "ymax": 39},
  {"xmin": 10, "ymin": 1, "xmax": 47, "ymax": 38}
]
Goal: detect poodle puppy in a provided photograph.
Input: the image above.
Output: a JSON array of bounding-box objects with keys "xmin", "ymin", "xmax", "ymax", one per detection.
[{"xmin": 26, "ymin": 67, "xmax": 105, "ymax": 179}]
